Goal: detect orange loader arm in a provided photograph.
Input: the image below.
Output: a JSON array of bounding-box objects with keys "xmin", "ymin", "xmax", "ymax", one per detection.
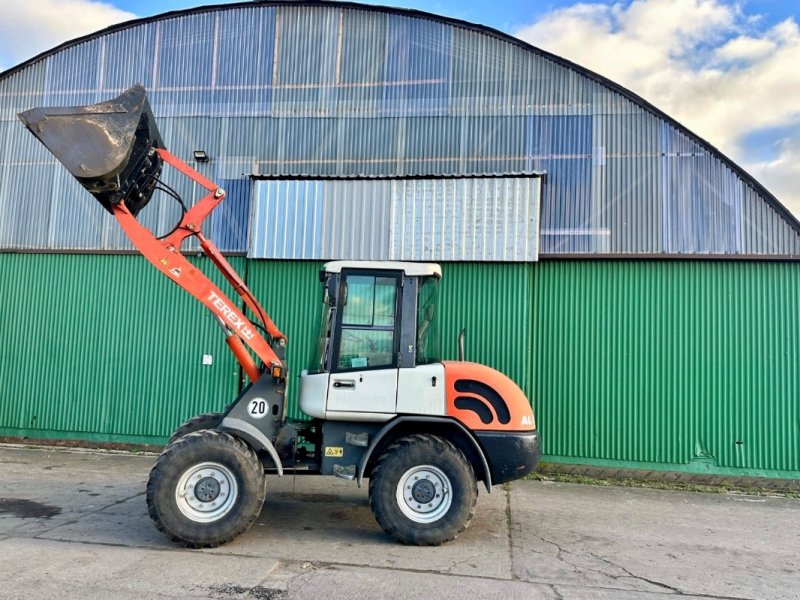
[
  {"xmin": 17, "ymin": 85, "xmax": 284, "ymax": 383},
  {"xmin": 113, "ymin": 149, "xmax": 285, "ymax": 381}
]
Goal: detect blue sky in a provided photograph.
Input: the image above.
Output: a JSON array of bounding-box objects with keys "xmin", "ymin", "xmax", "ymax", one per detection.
[
  {"xmin": 107, "ymin": 0, "xmax": 798, "ymax": 33},
  {"xmin": 1, "ymin": 0, "xmax": 798, "ymax": 215}
]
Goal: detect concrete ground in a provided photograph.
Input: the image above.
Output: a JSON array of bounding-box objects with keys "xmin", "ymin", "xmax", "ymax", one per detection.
[{"xmin": 0, "ymin": 445, "xmax": 797, "ymax": 600}]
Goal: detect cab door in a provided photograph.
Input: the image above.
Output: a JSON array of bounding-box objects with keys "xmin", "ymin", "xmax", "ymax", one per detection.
[{"xmin": 326, "ymin": 271, "xmax": 400, "ymax": 416}]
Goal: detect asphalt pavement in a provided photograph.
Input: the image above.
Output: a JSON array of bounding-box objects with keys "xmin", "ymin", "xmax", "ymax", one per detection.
[{"xmin": 0, "ymin": 445, "xmax": 797, "ymax": 599}]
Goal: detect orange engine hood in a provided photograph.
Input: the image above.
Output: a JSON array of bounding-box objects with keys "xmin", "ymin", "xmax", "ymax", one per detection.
[{"xmin": 442, "ymin": 361, "xmax": 536, "ymax": 432}]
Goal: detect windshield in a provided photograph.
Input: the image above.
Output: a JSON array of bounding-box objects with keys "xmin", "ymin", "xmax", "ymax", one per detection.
[{"xmin": 416, "ymin": 276, "xmax": 441, "ymax": 364}]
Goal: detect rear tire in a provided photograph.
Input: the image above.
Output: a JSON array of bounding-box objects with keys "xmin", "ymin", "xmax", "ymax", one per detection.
[
  {"xmin": 166, "ymin": 412, "xmax": 223, "ymax": 446},
  {"xmin": 368, "ymin": 434, "xmax": 477, "ymax": 545},
  {"xmin": 146, "ymin": 430, "xmax": 266, "ymax": 548}
]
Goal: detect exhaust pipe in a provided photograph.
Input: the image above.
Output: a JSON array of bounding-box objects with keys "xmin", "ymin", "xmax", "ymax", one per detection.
[{"xmin": 18, "ymin": 84, "xmax": 164, "ymax": 217}]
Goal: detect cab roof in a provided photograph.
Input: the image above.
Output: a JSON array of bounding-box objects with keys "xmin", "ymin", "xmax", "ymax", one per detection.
[{"xmin": 323, "ymin": 261, "xmax": 441, "ymax": 278}]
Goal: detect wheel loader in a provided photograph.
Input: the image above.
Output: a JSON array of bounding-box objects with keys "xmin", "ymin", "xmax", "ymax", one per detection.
[{"xmin": 18, "ymin": 84, "xmax": 540, "ymax": 547}]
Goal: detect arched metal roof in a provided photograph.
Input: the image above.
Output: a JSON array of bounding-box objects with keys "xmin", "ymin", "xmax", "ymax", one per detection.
[{"xmin": 1, "ymin": 1, "xmax": 798, "ymax": 257}]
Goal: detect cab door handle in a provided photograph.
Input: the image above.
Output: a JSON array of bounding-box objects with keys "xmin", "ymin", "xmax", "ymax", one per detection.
[{"xmin": 333, "ymin": 380, "xmax": 356, "ymax": 389}]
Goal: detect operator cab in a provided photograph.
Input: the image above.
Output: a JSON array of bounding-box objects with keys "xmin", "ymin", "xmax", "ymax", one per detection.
[{"xmin": 300, "ymin": 261, "xmax": 443, "ymax": 421}]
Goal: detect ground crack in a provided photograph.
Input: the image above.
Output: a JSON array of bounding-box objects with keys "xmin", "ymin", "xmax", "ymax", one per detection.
[
  {"xmin": 528, "ymin": 533, "xmax": 582, "ymax": 577},
  {"xmin": 442, "ymin": 550, "xmax": 484, "ymax": 575},
  {"xmin": 504, "ymin": 483, "xmax": 519, "ymax": 581},
  {"xmin": 22, "ymin": 491, "xmax": 146, "ymax": 539},
  {"xmin": 587, "ymin": 551, "xmax": 684, "ymax": 595}
]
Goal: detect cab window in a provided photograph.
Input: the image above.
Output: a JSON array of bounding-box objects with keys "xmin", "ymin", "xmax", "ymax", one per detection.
[
  {"xmin": 416, "ymin": 276, "xmax": 441, "ymax": 364},
  {"xmin": 337, "ymin": 274, "xmax": 398, "ymax": 371}
]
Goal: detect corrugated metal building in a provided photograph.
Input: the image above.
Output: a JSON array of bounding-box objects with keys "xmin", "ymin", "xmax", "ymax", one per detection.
[{"xmin": 1, "ymin": 1, "xmax": 798, "ymax": 478}]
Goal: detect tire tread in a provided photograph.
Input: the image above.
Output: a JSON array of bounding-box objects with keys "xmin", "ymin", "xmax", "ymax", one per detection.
[
  {"xmin": 369, "ymin": 433, "xmax": 477, "ymax": 546},
  {"xmin": 146, "ymin": 429, "xmax": 266, "ymax": 548},
  {"xmin": 165, "ymin": 412, "xmax": 223, "ymax": 447}
]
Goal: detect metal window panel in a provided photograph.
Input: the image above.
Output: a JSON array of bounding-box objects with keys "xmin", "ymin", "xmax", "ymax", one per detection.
[
  {"xmin": 42, "ymin": 40, "xmax": 103, "ymax": 107},
  {"xmin": 272, "ymin": 7, "xmax": 340, "ymax": 117},
  {"xmin": 321, "ymin": 180, "xmax": 392, "ymax": 260},
  {"xmin": 155, "ymin": 16, "xmax": 215, "ymax": 90},
  {"xmin": 250, "ymin": 176, "xmax": 540, "ymax": 261},
  {"xmin": 250, "ymin": 179, "xmax": 390, "ymax": 260},
  {"xmin": 251, "ymin": 179, "xmax": 325, "ymax": 259},
  {"xmin": 382, "ymin": 15, "xmax": 452, "ymax": 116},
  {"xmin": 390, "ymin": 177, "xmax": 540, "ymax": 261},
  {"xmin": 340, "ymin": 10, "xmax": 388, "ymax": 88},
  {"xmin": 216, "ymin": 8, "xmax": 276, "ymax": 88},
  {"xmin": 210, "ymin": 178, "xmax": 251, "ymax": 252},
  {"xmin": 102, "ymin": 22, "xmax": 157, "ymax": 90},
  {"xmin": 0, "ymin": 62, "xmax": 48, "ymax": 121}
]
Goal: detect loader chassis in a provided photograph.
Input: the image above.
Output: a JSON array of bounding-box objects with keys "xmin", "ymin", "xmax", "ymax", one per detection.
[{"xmin": 19, "ymin": 84, "xmax": 540, "ymax": 548}]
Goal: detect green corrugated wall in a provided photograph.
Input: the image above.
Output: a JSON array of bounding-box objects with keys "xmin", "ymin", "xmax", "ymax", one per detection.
[
  {"xmin": 533, "ymin": 261, "xmax": 799, "ymax": 478},
  {"xmin": 1, "ymin": 254, "xmax": 798, "ymax": 477},
  {"xmin": 0, "ymin": 254, "xmax": 243, "ymax": 444}
]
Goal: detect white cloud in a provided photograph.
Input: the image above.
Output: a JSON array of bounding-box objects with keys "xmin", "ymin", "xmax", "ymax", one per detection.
[
  {"xmin": 714, "ymin": 36, "xmax": 776, "ymax": 63},
  {"xmin": 749, "ymin": 136, "xmax": 800, "ymax": 215},
  {"xmin": 514, "ymin": 0, "xmax": 800, "ymax": 217},
  {"xmin": 0, "ymin": 0, "xmax": 135, "ymax": 71}
]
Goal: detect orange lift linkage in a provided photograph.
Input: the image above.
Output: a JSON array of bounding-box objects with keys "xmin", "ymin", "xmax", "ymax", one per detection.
[{"xmin": 113, "ymin": 147, "xmax": 285, "ymax": 382}]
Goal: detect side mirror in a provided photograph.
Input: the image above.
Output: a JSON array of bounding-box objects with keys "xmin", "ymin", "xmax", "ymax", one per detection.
[{"xmin": 324, "ymin": 275, "xmax": 338, "ymax": 307}]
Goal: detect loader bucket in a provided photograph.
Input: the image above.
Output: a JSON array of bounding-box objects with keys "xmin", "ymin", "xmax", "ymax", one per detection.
[{"xmin": 18, "ymin": 84, "xmax": 163, "ymax": 217}]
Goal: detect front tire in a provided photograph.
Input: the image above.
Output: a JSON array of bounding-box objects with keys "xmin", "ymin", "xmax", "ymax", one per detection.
[
  {"xmin": 368, "ymin": 434, "xmax": 477, "ymax": 545},
  {"xmin": 146, "ymin": 430, "xmax": 266, "ymax": 548},
  {"xmin": 166, "ymin": 412, "xmax": 223, "ymax": 446}
]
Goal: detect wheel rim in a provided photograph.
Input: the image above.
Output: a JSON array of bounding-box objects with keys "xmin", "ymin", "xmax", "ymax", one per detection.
[
  {"xmin": 175, "ymin": 461, "xmax": 239, "ymax": 523},
  {"xmin": 395, "ymin": 465, "xmax": 452, "ymax": 523}
]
